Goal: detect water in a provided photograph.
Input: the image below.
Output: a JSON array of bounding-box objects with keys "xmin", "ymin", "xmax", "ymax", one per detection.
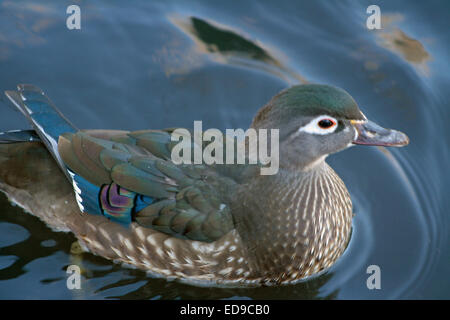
[{"xmin": 0, "ymin": 0, "xmax": 448, "ymax": 299}]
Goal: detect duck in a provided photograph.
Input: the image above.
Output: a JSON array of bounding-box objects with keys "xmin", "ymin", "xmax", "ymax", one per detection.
[{"xmin": 0, "ymin": 84, "xmax": 408, "ymax": 287}]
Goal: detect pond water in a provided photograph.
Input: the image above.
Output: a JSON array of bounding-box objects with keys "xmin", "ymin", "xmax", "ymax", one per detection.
[{"xmin": 0, "ymin": 0, "xmax": 448, "ymax": 299}]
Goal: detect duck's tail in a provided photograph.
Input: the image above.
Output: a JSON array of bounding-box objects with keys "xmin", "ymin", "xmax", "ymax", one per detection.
[
  {"xmin": 0, "ymin": 129, "xmax": 41, "ymax": 144},
  {"xmin": 0, "ymin": 86, "xmax": 80, "ymax": 230},
  {"xmin": 4, "ymin": 84, "xmax": 77, "ymax": 180}
]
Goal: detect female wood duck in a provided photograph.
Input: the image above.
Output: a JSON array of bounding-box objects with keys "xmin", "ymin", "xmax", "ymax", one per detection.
[{"xmin": 0, "ymin": 84, "xmax": 408, "ymax": 287}]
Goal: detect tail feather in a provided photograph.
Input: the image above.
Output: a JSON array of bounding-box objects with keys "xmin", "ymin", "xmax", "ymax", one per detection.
[
  {"xmin": 0, "ymin": 129, "xmax": 41, "ymax": 143},
  {"xmin": 4, "ymin": 84, "xmax": 77, "ymax": 180}
]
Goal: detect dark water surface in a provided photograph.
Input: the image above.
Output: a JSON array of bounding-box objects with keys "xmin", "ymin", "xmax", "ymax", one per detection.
[{"xmin": 0, "ymin": 0, "xmax": 449, "ymax": 299}]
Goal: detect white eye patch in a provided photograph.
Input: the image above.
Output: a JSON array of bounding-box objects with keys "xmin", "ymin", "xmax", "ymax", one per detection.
[{"xmin": 298, "ymin": 115, "xmax": 338, "ymax": 135}]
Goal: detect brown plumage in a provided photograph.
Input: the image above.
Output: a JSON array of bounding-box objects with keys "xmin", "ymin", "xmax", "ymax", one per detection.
[{"xmin": 0, "ymin": 84, "xmax": 409, "ymax": 287}]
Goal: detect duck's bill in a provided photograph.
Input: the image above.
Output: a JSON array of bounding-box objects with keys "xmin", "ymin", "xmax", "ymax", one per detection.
[{"xmin": 351, "ymin": 120, "xmax": 409, "ymax": 147}]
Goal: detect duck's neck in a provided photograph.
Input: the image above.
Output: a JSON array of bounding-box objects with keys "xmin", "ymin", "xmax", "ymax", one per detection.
[{"xmin": 233, "ymin": 162, "xmax": 353, "ymax": 281}]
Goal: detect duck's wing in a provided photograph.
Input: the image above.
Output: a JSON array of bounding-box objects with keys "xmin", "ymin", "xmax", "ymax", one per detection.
[{"xmin": 58, "ymin": 129, "xmax": 235, "ymax": 243}]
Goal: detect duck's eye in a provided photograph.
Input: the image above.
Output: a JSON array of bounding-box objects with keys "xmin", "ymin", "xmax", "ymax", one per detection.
[
  {"xmin": 318, "ymin": 119, "xmax": 336, "ymax": 129},
  {"xmin": 298, "ymin": 115, "xmax": 338, "ymax": 135}
]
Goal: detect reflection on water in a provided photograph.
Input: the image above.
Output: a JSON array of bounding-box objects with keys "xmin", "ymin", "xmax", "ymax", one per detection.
[
  {"xmin": 170, "ymin": 15, "xmax": 307, "ymax": 84},
  {"xmin": 0, "ymin": 0, "xmax": 449, "ymax": 299},
  {"xmin": 377, "ymin": 14, "xmax": 431, "ymax": 75}
]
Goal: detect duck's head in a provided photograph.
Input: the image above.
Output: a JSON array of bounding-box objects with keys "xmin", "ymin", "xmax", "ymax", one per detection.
[{"xmin": 251, "ymin": 84, "xmax": 409, "ymax": 170}]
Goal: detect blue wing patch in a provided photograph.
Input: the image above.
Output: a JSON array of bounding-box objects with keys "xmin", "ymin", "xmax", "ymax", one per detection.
[{"xmin": 67, "ymin": 169, "xmax": 154, "ymax": 226}]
